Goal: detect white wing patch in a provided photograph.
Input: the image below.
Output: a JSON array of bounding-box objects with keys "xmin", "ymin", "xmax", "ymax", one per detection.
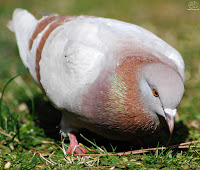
[
  {"xmin": 64, "ymin": 41, "xmax": 104, "ymax": 83},
  {"xmin": 39, "ymin": 23, "xmax": 105, "ymax": 110}
]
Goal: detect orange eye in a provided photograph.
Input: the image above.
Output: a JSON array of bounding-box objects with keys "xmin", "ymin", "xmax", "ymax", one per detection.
[{"xmin": 153, "ymin": 89, "xmax": 159, "ymax": 97}]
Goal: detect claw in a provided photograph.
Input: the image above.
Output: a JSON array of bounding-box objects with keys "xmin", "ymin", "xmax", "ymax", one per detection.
[{"xmin": 66, "ymin": 132, "xmax": 89, "ymax": 155}]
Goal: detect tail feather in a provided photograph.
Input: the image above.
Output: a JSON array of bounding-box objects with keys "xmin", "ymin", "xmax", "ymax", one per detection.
[
  {"xmin": 8, "ymin": 8, "xmax": 37, "ymax": 68},
  {"xmin": 7, "ymin": 20, "xmax": 15, "ymax": 32}
]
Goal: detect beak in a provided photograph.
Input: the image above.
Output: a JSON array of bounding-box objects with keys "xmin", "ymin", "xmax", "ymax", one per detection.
[{"xmin": 164, "ymin": 108, "xmax": 177, "ymax": 134}]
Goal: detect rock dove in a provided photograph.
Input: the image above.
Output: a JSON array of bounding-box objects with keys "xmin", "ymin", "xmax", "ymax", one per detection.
[{"xmin": 8, "ymin": 9, "xmax": 185, "ymax": 154}]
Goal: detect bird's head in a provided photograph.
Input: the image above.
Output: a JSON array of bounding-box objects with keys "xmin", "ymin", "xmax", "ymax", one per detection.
[{"xmin": 139, "ymin": 62, "xmax": 184, "ymax": 134}]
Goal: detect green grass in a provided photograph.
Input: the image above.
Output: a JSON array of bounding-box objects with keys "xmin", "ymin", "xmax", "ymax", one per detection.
[{"xmin": 0, "ymin": 0, "xmax": 200, "ymax": 169}]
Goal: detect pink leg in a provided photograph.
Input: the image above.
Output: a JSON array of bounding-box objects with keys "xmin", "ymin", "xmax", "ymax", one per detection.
[{"xmin": 66, "ymin": 132, "xmax": 89, "ymax": 154}]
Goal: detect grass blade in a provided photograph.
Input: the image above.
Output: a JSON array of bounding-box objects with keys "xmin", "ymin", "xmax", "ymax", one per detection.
[{"xmin": 0, "ymin": 74, "xmax": 19, "ymax": 126}]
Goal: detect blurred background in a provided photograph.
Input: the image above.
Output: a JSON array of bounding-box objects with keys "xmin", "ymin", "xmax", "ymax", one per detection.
[{"xmin": 0, "ymin": 0, "xmax": 199, "ymax": 148}]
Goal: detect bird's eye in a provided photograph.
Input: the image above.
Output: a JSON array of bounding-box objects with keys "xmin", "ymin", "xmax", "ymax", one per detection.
[{"xmin": 153, "ymin": 89, "xmax": 159, "ymax": 97}]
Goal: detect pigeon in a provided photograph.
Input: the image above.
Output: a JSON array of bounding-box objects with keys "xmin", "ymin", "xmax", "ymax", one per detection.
[{"xmin": 8, "ymin": 8, "xmax": 185, "ymax": 154}]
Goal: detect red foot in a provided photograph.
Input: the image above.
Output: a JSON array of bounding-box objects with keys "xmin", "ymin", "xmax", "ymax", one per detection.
[{"xmin": 66, "ymin": 132, "xmax": 89, "ymax": 154}]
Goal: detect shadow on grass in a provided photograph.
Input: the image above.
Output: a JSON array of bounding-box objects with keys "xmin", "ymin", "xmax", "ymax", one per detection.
[
  {"xmin": 26, "ymin": 94, "xmax": 189, "ymax": 152},
  {"xmin": 26, "ymin": 94, "xmax": 62, "ymax": 140},
  {"xmin": 78, "ymin": 121, "xmax": 189, "ymax": 152}
]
